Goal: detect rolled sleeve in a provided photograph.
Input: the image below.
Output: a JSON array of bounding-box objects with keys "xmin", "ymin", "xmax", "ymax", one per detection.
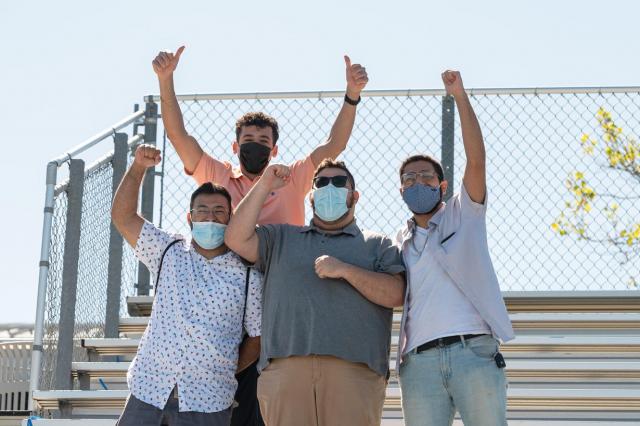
[
  {"xmin": 290, "ymin": 155, "xmax": 316, "ymax": 195},
  {"xmin": 244, "ymin": 268, "xmax": 263, "ymax": 337},
  {"xmin": 188, "ymin": 152, "xmax": 233, "ymax": 186},
  {"xmin": 134, "ymin": 221, "xmax": 181, "ymax": 278},
  {"xmin": 254, "ymin": 224, "xmax": 281, "ymax": 272},
  {"xmin": 460, "ymin": 182, "xmax": 487, "ymax": 218},
  {"xmin": 375, "ymin": 236, "xmax": 406, "ymax": 276}
]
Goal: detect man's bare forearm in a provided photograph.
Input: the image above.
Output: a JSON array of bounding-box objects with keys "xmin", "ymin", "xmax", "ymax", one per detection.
[
  {"xmin": 236, "ymin": 336, "xmax": 260, "ymax": 373},
  {"xmin": 111, "ymin": 163, "xmax": 146, "ymax": 247},
  {"xmin": 225, "ymin": 179, "xmax": 271, "ymax": 262},
  {"xmin": 455, "ymin": 92, "xmax": 485, "ymax": 167},
  {"xmin": 158, "ymin": 76, "xmax": 188, "ymax": 138},
  {"xmin": 158, "ymin": 75, "xmax": 203, "ymax": 172},
  {"xmin": 341, "ymin": 265, "xmax": 405, "ymax": 308}
]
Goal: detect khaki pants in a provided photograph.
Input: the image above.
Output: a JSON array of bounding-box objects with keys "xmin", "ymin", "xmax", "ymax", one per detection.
[{"xmin": 257, "ymin": 355, "xmax": 386, "ymax": 426}]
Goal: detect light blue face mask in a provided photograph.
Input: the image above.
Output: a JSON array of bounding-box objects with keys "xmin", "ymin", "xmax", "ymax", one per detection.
[
  {"xmin": 312, "ymin": 184, "xmax": 350, "ymax": 222},
  {"xmin": 191, "ymin": 221, "xmax": 227, "ymax": 249}
]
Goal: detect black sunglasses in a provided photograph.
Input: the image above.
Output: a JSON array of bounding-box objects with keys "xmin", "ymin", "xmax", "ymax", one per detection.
[{"xmin": 313, "ymin": 175, "xmax": 349, "ymax": 188}]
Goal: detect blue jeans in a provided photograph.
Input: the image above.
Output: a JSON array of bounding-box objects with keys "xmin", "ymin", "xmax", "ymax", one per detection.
[{"xmin": 399, "ymin": 335, "xmax": 507, "ymax": 426}]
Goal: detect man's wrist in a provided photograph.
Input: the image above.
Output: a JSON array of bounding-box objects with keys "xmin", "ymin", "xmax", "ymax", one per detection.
[{"xmin": 345, "ymin": 91, "xmax": 361, "ymax": 105}]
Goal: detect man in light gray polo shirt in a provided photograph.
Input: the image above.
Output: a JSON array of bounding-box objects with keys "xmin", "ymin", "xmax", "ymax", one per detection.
[
  {"xmin": 396, "ymin": 71, "xmax": 514, "ymax": 426},
  {"xmin": 225, "ymin": 159, "xmax": 405, "ymax": 426}
]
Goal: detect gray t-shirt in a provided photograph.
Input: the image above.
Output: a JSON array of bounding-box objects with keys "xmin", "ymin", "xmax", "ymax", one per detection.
[{"xmin": 255, "ymin": 220, "xmax": 405, "ymax": 377}]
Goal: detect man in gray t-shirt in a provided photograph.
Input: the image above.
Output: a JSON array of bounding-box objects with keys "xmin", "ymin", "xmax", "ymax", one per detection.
[{"xmin": 225, "ymin": 159, "xmax": 405, "ymax": 426}]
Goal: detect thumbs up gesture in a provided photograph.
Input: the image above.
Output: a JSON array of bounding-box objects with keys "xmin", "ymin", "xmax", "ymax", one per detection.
[
  {"xmin": 344, "ymin": 55, "xmax": 368, "ymax": 100},
  {"xmin": 152, "ymin": 46, "xmax": 186, "ymax": 79}
]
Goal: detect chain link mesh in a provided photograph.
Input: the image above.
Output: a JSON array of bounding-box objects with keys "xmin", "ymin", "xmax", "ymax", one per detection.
[
  {"xmin": 160, "ymin": 90, "xmax": 639, "ymax": 291},
  {"xmin": 39, "ymin": 140, "xmax": 140, "ymax": 390},
  {"xmin": 70, "ymin": 162, "xmax": 113, "ymax": 365},
  {"xmin": 36, "ymin": 88, "xmax": 640, "ymax": 391},
  {"xmin": 40, "ymin": 192, "xmax": 67, "ymax": 390}
]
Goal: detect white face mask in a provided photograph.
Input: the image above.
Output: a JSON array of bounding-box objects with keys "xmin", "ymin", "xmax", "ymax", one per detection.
[{"xmin": 191, "ymin": 222, "xmax": 227, "ymax": 249}]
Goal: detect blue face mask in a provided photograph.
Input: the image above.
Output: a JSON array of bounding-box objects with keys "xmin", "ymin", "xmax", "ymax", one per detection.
[
  {"xmin": 312, "ymin": 184, "xmax": 350, "ymax": 222},
  {"xmin": 402, "ymin": 183, "xmax": 442, "ymax": 215},
  {"xmin": 191, "ymin": 221, "xmax": 227, "ymax": 250}
]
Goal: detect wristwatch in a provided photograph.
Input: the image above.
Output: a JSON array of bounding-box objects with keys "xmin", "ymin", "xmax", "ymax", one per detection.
[{"xmin": 344, "ymin": 94, "xmax": 361, "ymax": 106}]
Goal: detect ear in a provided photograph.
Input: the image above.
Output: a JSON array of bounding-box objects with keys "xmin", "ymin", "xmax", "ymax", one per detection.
[
  {"xmin": 441, "ymin": 180, "xmax": 449, "ymax": 196},
  {"xmin": 271, "ymin": 144, "xmax": 278, "ymax": 158},
  {"xmin": 187, "ymin": 212, "xmax": 193, "ymax": 229},
  {"xmin": 352, "ymin": 190, "xmax": 360, "ymax": 205},
  {"xmin": 232, "ymin": 140, "xmax": 239, "ymax": 155}
]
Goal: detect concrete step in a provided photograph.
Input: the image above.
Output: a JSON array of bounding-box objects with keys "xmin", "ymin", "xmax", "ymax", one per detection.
[
  {"xmin": 126, "ymin": 291, "xmax": 640, "ymax": 318},
  {"xmin": 82, "ymin": 335, "xmax": 640, "ymax": 359},
  {"xmin": 20, "ymin": 420, "xmax": 640, "ymax": 426},
  {"xmin": 71, "ymin": 360, "xmax": 640, "ymax": 390},
  {"xmin": 21, "ymin": 419, "xmax": 640, "ymax": 425},
  {"xmin": 119, "ymin": 313, "xmax": 640, "ymax": 336},
  {"xmin": 31, "ymin": 388, "xmax": 640, "ymax": 420}
]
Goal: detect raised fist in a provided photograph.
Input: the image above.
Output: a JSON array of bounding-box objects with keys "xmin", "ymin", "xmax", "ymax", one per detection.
[
  {"xmin": 260, "ymin": 164, "xmax": 291, "ymax": 190},
  {"xmin": 441, "ymin": 70, "xmax": 465, "ymax": 99},
  {"xmin": 152, "ymin": 46, "xmax": 185, "ymax": 79},
  {"xmin": 345, "ymin": 55, "xmax": 369, "ymax": 100},
  {"xmin": 134, "ymin": 144, "xmax": 162, "ymax": 168}
]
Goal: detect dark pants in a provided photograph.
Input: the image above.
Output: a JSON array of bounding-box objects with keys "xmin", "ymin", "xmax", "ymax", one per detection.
[
  {"xmin": 117, "ymin": 392, "xmax": 232, "ymax": 426},
  {"xmin": 231, "ymin": 360, "xmax": 264, "ymax": 426}
]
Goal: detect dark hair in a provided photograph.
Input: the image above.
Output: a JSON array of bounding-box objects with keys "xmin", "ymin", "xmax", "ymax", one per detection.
[
  {"xmin": 190, "ymin": 183, "xmax": 232, "ymax": 211},
  {"xmin": 399, "ymin": 155, "xmax": 444, "ymax": 181},
  {"xmin": 235, "ymin": 112, "xmax": 280, "ymax": 145},
  {"xmin": 313, "ymin": 159, "xmax": 356, "ymax": 190}
]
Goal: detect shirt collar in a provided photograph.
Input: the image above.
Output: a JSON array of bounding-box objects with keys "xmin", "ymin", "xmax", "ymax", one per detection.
[
  {"xmin": 299, "ymin": 219, "xmax": 360, "ymax": 236},
  {"xmin": 405, "ymin": 203, "xmax": 446, "ymax": 234}
]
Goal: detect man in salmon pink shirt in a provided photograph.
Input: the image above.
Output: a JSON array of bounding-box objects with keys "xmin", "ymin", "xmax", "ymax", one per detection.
[
  {"xmin": 151, "ymin": 46, "xmax": 369, "ymax": 426},
  {"xmin": 152, "ymin": 46, "xmax": 369, "ymax": 226}
]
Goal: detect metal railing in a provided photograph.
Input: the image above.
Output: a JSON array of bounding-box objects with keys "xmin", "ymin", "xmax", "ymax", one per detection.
[
  {"xmin": 31, "ymin": 86, "xmax": 640, "ymax": 410},
  {"xmin": 0, "ymin": 340, "xmax": 31, "ymax": 412},
  {"xmin": 31, "ymin": 103, "xmax": 158, "ymax": 404}
]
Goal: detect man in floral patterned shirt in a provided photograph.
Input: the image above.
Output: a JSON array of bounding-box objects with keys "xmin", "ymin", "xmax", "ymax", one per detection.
[{"xmin": 112, "ymin": 144, "xmax": 262, "ymax": 426}]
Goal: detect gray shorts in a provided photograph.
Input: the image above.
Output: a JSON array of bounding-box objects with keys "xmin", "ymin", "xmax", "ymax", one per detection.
[{"xmin": 116, "ymin": 390, "xmax": 232, "ymax": 426}]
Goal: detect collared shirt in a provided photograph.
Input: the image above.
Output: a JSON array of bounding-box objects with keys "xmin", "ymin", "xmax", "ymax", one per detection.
[
  {"xmin": 395, "ymin": 184, "xmax": 514, "ymax": 372},
  {"xmin": 190, "ymin": 153, "xmax": 316, "ymax": 225},
  {"xmin": 403, "ymin": 207, "xmax": 491, "ymax": 354},
  {"xmin": 254, "ymin": 220, "xmax": 405, "ymax": 377},
  {"xmin": 129, "ymin": 221, "xmax": 262, "ymax": 413}
]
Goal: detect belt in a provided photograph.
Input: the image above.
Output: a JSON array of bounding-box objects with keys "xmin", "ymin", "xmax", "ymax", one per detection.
[{"xmin": 416, "ymin": 334, "xmax": 486, "ymax": 353}]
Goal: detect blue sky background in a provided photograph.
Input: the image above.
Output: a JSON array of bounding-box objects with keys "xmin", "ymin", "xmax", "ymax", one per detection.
[{"xmin": 1, "ymin": 0, "xmax": 639, "ymax": 323}]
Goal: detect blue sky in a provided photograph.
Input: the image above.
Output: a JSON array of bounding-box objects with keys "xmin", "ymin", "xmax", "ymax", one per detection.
[{"xmin": 1, "ymin": 0, "xmax": 639, "ymax": 323}]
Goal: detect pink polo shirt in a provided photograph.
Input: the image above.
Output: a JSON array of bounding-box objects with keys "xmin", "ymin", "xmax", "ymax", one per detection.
[{"xmin": 189, "ymin": 153, "xmax": 316, "ymax": 226}]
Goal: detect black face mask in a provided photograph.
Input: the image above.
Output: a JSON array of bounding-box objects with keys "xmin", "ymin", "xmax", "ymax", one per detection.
[{"xmin": 239, "ymin": 142, "xmax": 272, "ymax": 175}]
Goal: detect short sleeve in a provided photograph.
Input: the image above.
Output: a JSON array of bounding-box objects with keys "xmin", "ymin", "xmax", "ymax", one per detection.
[
  {"xmin": 134, "ymin": 221, "xmax": 181, "ymax": 278},
  {"xmin": 244, "ymin": 268, "xmax": 263, "ymax": 337},
  {"xmin": 188, "ymin": 152, "xmax": 234, "ymax": 186},
  {"xmin": 375, "ymin": 236, "xmax": 406, "ymax": 276},
  {"xmin": 460, "ymin": 182, "xmax": 487, "ymax": 218},
  {"xmin": 254, "ymin": 224, "xmax": 282, "ymax": 272},
  {"xmin": 289, "ymin": 155, "xmax": 316, "ymax": 195}
]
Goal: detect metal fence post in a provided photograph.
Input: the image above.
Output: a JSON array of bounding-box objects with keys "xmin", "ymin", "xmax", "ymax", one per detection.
[
  {"xmin": 30, "ymin": 162, "xmax": 59, "ymax": 408},
  {"xmin": 104, "ymin": 133, "xmax": 128, "ymax": 338},
  {"xmin": 137, "ymin": 99, "xmax": 158, "ymax": 295},
  {"xmin": 441, "ymin": 95, "xmax": 455, "ymax": 200},
  {"xmin": 54, "ymin": 159, "xmax": 85, "ymax": 390}
]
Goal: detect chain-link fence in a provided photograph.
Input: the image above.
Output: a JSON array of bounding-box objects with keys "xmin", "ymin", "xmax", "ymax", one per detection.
[
  {"xmin": 40, "ymin": 192, "xmax": 67, "ymax": 390},
  {"xmin": 160, "ymin": 89, "xmax": 640, "ymax": 292},
  {"xmin": 33, "ymin": 87, "xmax": 640, "ymax": 394},
  {"xmin": 37, "ymin": 131, "xmax": 142, "ymax": 391}
]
